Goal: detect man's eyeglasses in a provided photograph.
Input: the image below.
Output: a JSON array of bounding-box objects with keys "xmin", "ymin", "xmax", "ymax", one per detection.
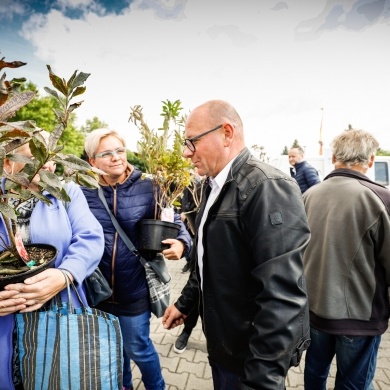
[
  {"xmin": 182, "ymin": 124, "xmax": 222, "ymax": 153},
  {"xmin": 94, "ymin": 147, "xmax": 127, "ymax": 159}
]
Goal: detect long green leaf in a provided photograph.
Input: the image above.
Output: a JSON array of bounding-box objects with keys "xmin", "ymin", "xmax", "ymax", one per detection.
[
  {"xmin": 43, "ymin": 87, "xmax": 60, "ymax": 100},
  {"xmin": 0, "ymin": 202, "xmax": 17, "ymax": 220},
  {"xmin": 69, "ymin": 71, "xmax": 90, "ymax": 89},
  {"xmin": 46, "ymin": 65, "xmax": 68, "ymax": 96},
  {"xmin": 38, "ymin": 170, "xmax": 63, "ymax": 188}
]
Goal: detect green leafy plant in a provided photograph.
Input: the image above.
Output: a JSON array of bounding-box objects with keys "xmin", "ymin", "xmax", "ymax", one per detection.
[
  {"xmin": 0, "ymin": 55, "xmax": 102, "ymax": 274},
  {"xmin": 128, "ymin": 99, "xmax": 194, "ymax": 220}
]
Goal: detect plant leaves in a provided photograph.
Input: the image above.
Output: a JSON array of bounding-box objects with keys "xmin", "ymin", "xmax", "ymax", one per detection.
[
  {"xmin": 4, "ymin": 172, "xmax": 30, "ymax": 187},
  {"xmin": 68, "ymin": 101, "xmax": 83, "ymax": 113},
  {"xmin": 70, "ymin": 86, "xmax": 86, "ymax": 98},
  {"xmin": 43, "ymin": 86, "xmax": 60, "ymax": 100},
  {"xmin": 69, "ymin": 71, "xmax": 90, "ymax": 90},
  {"xmin": 0, "ymin": 202, "xmax": 18, "ymax": 220},
  {"xmin": 46, "ymin": 65, "xmax": 68, "ymax": 96},
  {"xmin": 75, "ymin": 172, "xmax": 100, "ymax": 188},
  {"xmin": 0, "ymin": 91, "xmax": 35, "ymax": 121},
  {"xmin": 30, "ymin": 138, "xmax": 48, "ymax": 164},
  {"xmin": 39, "ymin": 184, "xmax": 70, "ymax": 202}
]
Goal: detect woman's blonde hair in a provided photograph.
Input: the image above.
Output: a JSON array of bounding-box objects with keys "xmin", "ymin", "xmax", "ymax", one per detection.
[{"xmin": 84, "ymin": 128, "xmax": 127, "ymax": 158}]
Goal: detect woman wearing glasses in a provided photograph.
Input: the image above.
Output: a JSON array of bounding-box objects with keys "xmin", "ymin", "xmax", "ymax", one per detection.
[{"xmin": 82, "ymin": 128, "xmax": 191, "ymax": 390}]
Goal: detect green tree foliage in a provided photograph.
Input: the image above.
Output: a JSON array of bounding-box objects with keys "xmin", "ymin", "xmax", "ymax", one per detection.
[
  {"xmin": 127, "ymin": 151, "xmax": 146, "ymax": 171},
  {"xmin": 12, "ymin": 82, "xmax": 85, "ymax": 157},
  {"xmin": 377, "ymin": 147, "xmax": 390, "ymax": 156},
  {"xmin": 282, "ymin": 146, "xmax": 288, "ymax": 155},
  {"xmin": 79, "ymin": 116, "xmax": 108, "ymax": 136},
  {"xmin": 291, "ymin": 139, "xmax": 301, "ymax": 148}
]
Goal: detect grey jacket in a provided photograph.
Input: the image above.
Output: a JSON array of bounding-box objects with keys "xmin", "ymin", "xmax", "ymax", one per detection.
[{"xmin": 303, "ymin": 169, "xmax": 390, "ymax": 335}]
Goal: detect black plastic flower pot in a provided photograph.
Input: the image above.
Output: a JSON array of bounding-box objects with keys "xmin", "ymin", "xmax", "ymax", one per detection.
[
  {"xmin": 138, "ymin": 219, "xmax": 180, "ymax": 254},
  {"xmin": 0, "ymin": 243, "xmax": 58, "ymax": 291}
]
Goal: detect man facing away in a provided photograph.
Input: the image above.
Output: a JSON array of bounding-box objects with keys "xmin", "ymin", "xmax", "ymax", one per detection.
[
  {"xmin": 288, "ymin": 146, "xmax": 321, "ymax": 193},
  {"xmin": 162, "ymin": 99, "xmax": 311, "ymax": 390},
  {"xmin": 303, "ymin": 129, "xmax": 390, "ymax": 389}
]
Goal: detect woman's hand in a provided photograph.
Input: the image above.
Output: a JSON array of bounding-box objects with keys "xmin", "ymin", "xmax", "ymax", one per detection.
[
  {"xmin": 0, "ymin": 289, "xmax": 27, "ymax": 316},
  {"xmin": 3, "ymin": 268, "xmax": 71, "ymax": 312}
]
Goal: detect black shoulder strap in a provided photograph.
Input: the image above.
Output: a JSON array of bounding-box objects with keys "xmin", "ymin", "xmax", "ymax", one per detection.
[{"xmin": 97, "ymin": 186, "xmax": 139, "ymax": 256}]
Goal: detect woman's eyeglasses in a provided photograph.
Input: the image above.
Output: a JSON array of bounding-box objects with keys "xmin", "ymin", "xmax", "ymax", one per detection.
[{"xmin": 94, "ymin": 147, "xmax": 127, "ymax": 159}]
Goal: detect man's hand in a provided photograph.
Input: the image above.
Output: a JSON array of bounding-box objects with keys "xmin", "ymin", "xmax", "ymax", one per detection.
[
  {"xmin": 162, "ymin": 304, "xmax": 187, "ymax": 330},
  {"xmin": 161, "ymin": 239, "xmax": 185, "ymax": 260}
]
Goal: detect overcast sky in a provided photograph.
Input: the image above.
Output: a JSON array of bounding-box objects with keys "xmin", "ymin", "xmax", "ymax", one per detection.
[{"xmin": 1, "ymin": 0, "xmax": 390, "ymax": 159}]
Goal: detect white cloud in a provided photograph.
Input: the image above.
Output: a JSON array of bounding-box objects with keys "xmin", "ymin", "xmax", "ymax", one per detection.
[
  {"xmin": 0, "ymin": 0, "xmax": 25, "ymax": 19},
  {"xmin": 17, "ymin": 0, "xmax": 390, "ymax": 157}
]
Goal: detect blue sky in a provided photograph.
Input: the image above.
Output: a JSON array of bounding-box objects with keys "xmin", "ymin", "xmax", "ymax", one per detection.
[{"xmin": 1, "ymin": 0, "xmax": 390, "ymax": 158}]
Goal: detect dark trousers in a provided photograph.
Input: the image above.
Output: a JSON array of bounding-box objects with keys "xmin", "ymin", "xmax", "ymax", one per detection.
[{"xmin": 304, "ymin": 327, "xmax": 379, "ymax": 390}]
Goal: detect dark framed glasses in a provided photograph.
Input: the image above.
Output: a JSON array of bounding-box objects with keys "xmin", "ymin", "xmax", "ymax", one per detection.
[{"xmin": 182, "ymin": 124, "xmax": 222, "ymax": 153}]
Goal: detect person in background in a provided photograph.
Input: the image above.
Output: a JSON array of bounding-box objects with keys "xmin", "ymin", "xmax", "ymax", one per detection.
[
  {"xmin": 82, "ymin": 128, "xmax": 192, "ymax": 390},
  {"xmin": 288, "ymin": 145, "xmax": 321, "ymax": 193},
  {"xmin": 173, "ymin": 244, "xmax": 199, "ymax": 354},
  {"xmin": 163, "ymin": 100, "xmax": 311, "ymax": 390},
  {"xmin": 0, "ymin": 133, "xmax": 104, "ymax": 390},
  {"xmin": 179, "ymin": 186, "xmax": 196, "ymax": 273},
  {"xmin": 302, "ymin": 129, "xmax": 390, "ymax": 390},
  {"xmin": 173, "ymin": 169, "xmax": 204, "ymax": 353}
]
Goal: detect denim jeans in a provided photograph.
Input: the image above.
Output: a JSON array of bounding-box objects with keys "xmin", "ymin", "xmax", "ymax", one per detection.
[
  {"xmin": 210, "ymin": 363, "xmax": 241, "ymax": 390},
  {"xmin": 304, "ymin": 327, "xmax": 380, "ymax": 390},
  {"xmin": 119, "ymin": 311, "xmax": 165, "ymax": 390}
]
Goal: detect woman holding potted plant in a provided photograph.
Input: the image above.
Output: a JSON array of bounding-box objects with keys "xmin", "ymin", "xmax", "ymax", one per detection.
[
  {"xmin": 0, "ymin": 135, "xmax": 105, "ymax": 390},
  {"xmin": 82, "ymin": 128, "xmax": 191, "ymax": 390}
]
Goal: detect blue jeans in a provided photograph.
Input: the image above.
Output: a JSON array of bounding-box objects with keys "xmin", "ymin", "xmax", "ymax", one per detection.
[
  {"xmin": 304, "ymin": 327, "xmax": 380, "ymax": 390},
  {"xmin": 119, "ymin": 311, "xmax": 165, "ymax": 390},
  {"xmin": 210, "ymin": 363, "xmax": 241, "ymax": 390}
]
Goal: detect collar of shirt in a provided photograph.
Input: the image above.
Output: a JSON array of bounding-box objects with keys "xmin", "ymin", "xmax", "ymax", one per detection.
[{"xmin": 208, "ymin": 156, "xmax": 236, "ymax": 195}]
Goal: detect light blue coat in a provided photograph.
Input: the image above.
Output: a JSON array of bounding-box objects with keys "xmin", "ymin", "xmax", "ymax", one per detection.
[{"xmin": 0, "ymin": 181, "xmax": 104, "ymax": 390}]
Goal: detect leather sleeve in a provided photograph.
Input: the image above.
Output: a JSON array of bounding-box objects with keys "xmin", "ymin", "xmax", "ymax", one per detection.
[{"xmin": 240, "ymin": 176, "xmax": 311, "ymax": 389}]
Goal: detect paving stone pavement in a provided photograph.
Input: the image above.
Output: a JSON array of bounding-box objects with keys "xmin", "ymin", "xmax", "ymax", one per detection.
[{"xmin": 130, "ymin": 258, "xmax": 390, "ymax": 390}]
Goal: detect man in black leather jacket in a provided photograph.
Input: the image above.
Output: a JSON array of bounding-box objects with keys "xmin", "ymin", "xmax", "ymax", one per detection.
[{"xmin": 163, "ymin": 100, "xmax": 311, "ymax": 390}]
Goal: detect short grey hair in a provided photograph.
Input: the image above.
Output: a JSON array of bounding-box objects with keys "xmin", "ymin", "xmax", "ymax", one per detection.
[
  {"xmin": 84, "ymin": 128, "xmax": 127, "ymax": 158},
  {"xmin": 331, "ymin": 129, "xmax": 379, "ymax": 169}
]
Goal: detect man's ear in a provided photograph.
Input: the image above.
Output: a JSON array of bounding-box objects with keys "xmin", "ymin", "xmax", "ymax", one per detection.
[
  {"xmin": 367, "ymin": 155, "xmax": 375, "ymax": 168},
  {"xmin": 222, "ymin": 123, "xmax": 234, "ymax": 145}
]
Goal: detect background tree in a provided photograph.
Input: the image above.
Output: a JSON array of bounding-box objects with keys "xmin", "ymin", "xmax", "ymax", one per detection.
[
  {"xmin": 282, "ymin": 146, "xmax": 288, "ymax": 155},
  {"xmin": 291, "ymin": 139, "xmax": 301, "ymax": 149},
  {"xmin": 12, "ymin": 82, "xmax": 85, "ymax": 157},
  {"xmin": 377, "ymin": 147, "xmax": 390, "ymax": 156},
  {"xmin": 79, "ymin": 116, "xmax": 108, "ymax": 136}
]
